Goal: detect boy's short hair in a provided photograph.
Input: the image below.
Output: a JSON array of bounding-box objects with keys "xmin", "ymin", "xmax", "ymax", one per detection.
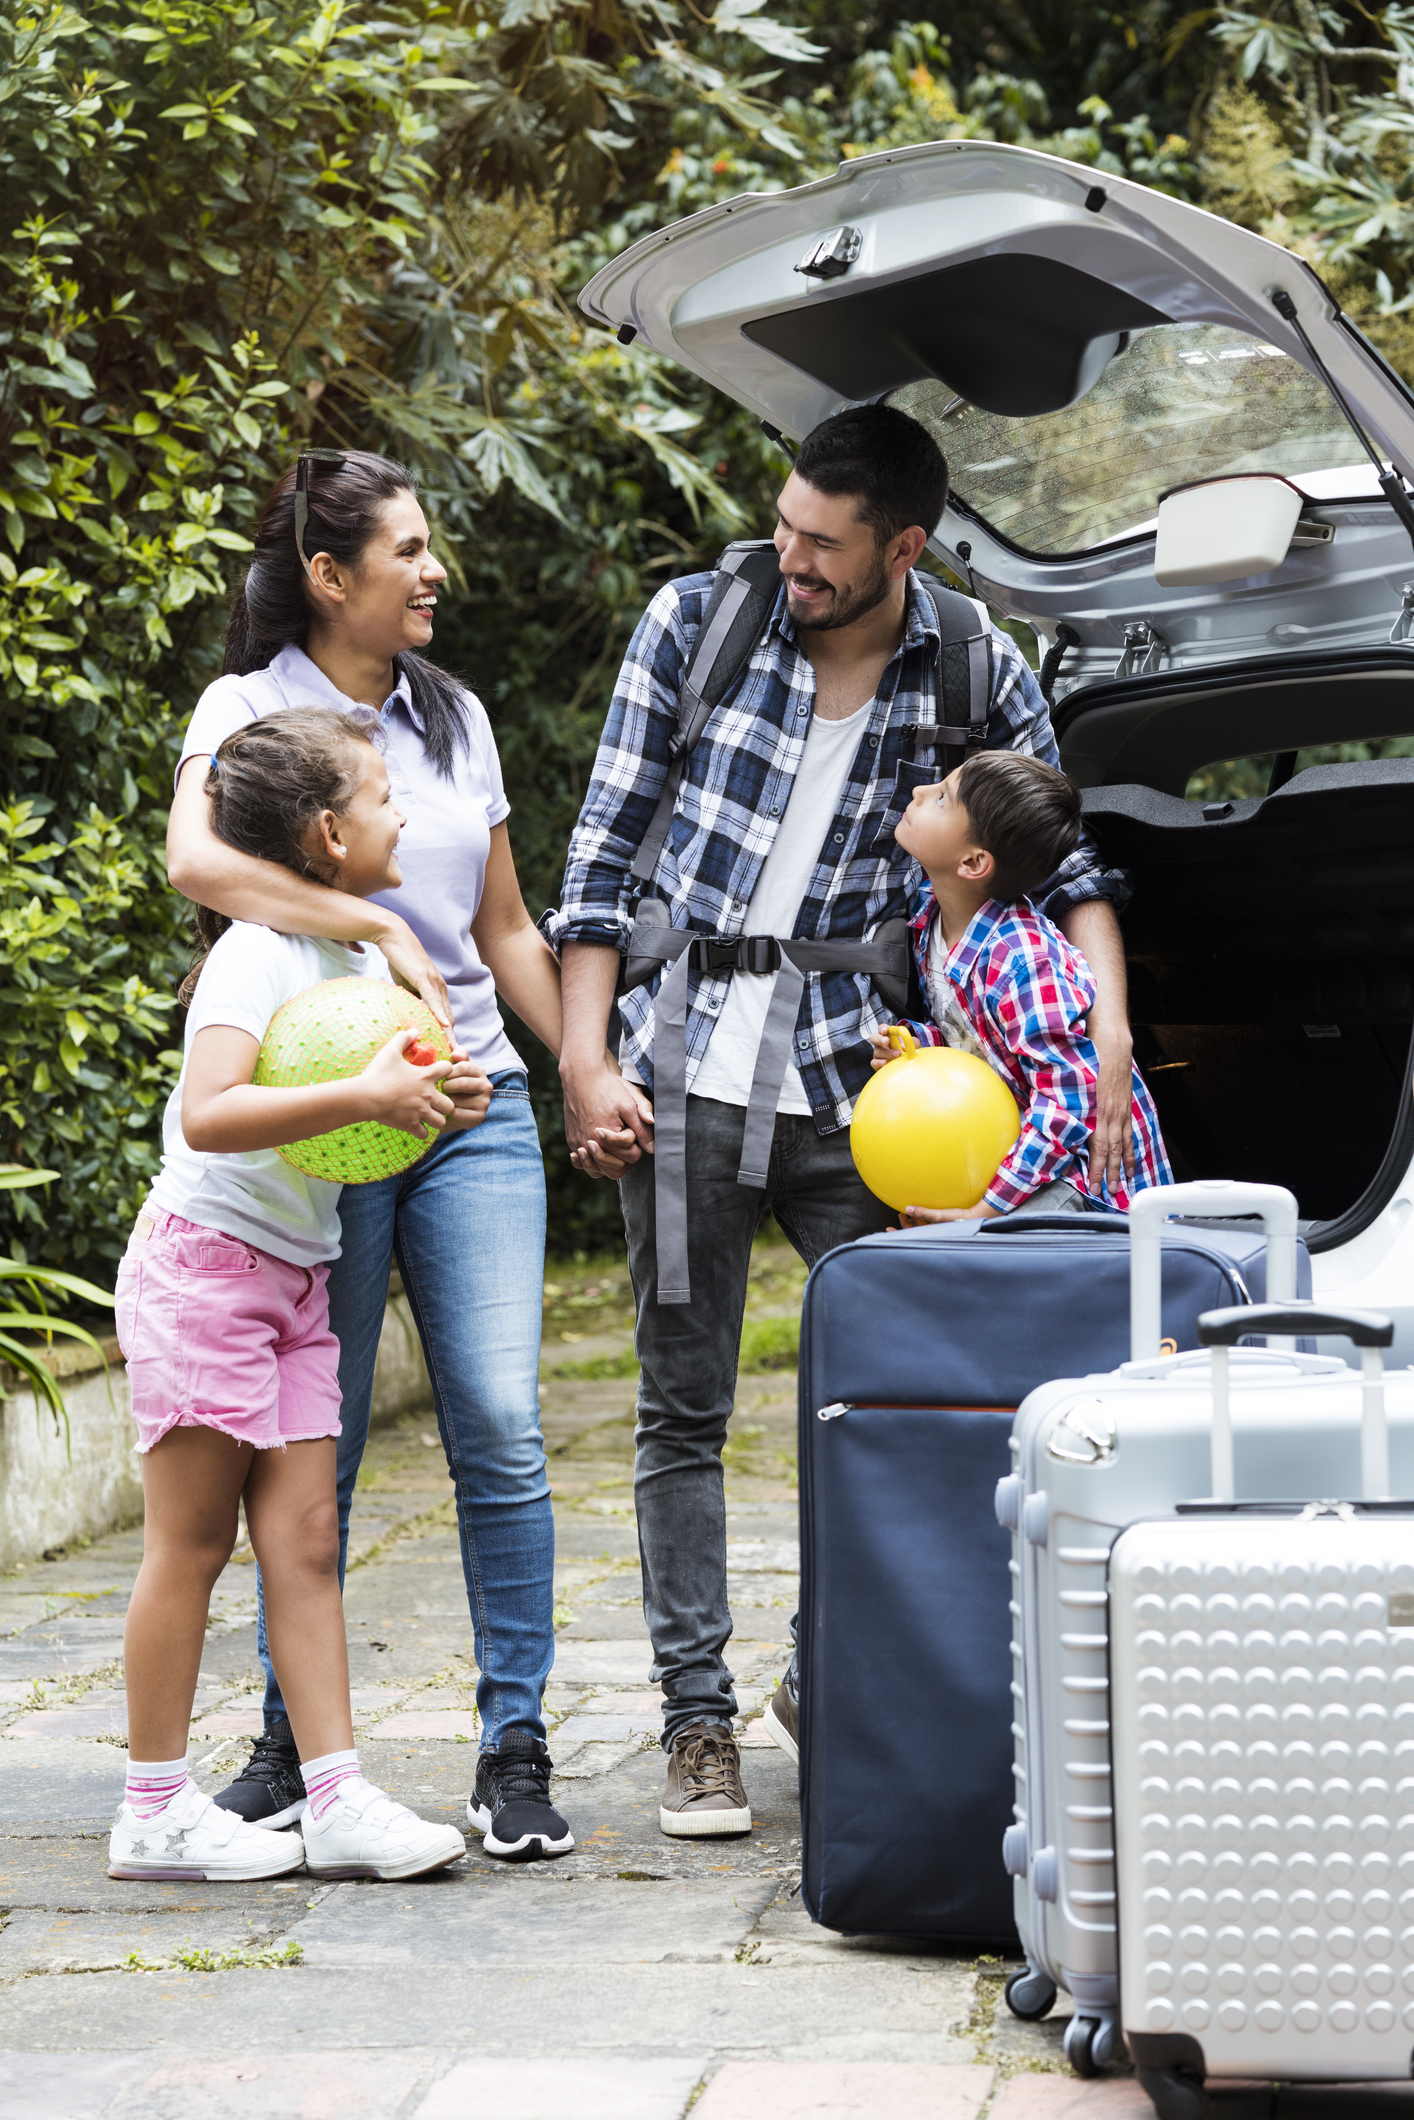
[
  {"xmin": 956, "ymin": 752, "xmax": 1082, "ymax": 902},
  {"xmin": 794, "ymin": 406, "xmax": 949, "ymax": 546}
]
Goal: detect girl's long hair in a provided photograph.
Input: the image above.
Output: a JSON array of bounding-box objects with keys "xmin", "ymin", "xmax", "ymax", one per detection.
[
  {"xmin": 223, "ymin": 450, "xmax": 469, "ymax": 778},
  {"xmin": 180, "ymin": 708, "xmax": 379, "ymax": 1006}
]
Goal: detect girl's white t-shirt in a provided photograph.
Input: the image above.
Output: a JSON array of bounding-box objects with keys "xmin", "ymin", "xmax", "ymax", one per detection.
[{"xmin": 144, "ymin": 923, "xmax": 392, "ymax": 1268}]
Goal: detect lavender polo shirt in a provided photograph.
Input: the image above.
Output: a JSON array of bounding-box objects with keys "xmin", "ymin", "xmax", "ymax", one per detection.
[{"xmin": 178, "ymin": 644, "xmax": 523, "ymax": 1077}]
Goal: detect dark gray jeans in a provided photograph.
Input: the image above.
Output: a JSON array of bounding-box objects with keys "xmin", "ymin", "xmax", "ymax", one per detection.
[{"xmin": 620, "ymin": 1093, "xmax": 893, "ymax": 1747}]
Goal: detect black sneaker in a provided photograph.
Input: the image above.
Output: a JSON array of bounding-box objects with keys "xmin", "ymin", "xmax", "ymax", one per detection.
[
  {"xmin": 211, "ymin": 1715, "xmax": 307, "ymax": 1828},
  {"xmin": 466, "ymin": 1729, "xmax": 574, "ymax": 1861}
]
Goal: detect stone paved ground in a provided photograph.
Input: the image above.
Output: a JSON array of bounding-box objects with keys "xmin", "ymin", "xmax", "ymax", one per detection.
[{"xmin": 0, "ymin": 1245, "xmax": 1406, "ymax": 2118}]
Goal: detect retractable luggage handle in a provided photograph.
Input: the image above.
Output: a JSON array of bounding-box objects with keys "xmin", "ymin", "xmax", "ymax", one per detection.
[
  {"xmin": 1200, "ymin": 1302, "xmax": 1394, "ymax": 1502},
  {"xmin": 1128, "ymin": 1181, "xmax": 1298, "ymax": 1362}
]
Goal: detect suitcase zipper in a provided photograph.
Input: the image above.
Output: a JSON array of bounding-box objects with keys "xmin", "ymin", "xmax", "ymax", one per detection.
[{"xmin": 816, "ymin": 1401, "xmax": 851, "ymax": 1421}]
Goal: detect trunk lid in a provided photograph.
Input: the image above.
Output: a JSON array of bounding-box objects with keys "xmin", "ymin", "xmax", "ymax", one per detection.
[{"xmin": 580, "ymin": 140, "xmax": 1414, "ymax": 697}]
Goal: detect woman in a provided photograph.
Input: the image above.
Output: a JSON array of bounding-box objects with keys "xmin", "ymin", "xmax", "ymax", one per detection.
[{"xmin": 168, "ymin": 450, "xmax": 573, "ymax": 1860}]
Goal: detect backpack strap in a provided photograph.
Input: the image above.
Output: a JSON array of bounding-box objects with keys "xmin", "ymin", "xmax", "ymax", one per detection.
[
  {"xmin": 629, "ymin": 540, "xmax": 783, "ymax": 886},
  {"xmin": 912, "ymin": 577, "xmax": 993, "ymax": 771}
]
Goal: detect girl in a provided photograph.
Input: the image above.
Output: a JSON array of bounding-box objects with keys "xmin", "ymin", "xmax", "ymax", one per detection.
[
  {"xmin": 166, "ymin": 452, "xmax": 577, "ymax": 1862},
  {"xmin": 112, "ymin": 708, "xmax": 472, "ymax": 1882}
]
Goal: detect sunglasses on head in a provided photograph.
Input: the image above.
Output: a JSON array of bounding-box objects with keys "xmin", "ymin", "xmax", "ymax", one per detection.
[{"xmin": 294, "ymin": 449, "xmax": 348, "ymax": 576}]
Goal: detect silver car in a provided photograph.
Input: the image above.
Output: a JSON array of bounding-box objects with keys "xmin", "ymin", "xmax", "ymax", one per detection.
[{"xmin": 582, "ymin": 138, "xmax": 1414, "ymax": 1358}]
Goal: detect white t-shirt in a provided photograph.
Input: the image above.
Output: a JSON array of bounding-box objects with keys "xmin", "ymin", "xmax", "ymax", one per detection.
[
  {"xmin": 923, "ymin": 912, "xmax": 995, "ymax": 1071},
  {"xmin": 690, "ymin": 698, "xmax": 874, "ymax": 1114},
  {"xmin": 145, "ymin": 924, "xmax": 392, "ymax": 1268}
]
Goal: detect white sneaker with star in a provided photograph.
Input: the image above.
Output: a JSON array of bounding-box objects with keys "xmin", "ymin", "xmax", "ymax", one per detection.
[
  {"xmin": 108, "ymin": 1782, "xmax": 305, "ymax": 1881},
  {"xmin": 301, "ymin": 1779, "xmax": 467, "ymax": 1880}
]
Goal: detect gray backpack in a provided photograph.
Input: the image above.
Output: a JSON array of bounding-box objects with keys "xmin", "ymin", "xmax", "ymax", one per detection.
[{"xmin": 628, "ymin": 539, "xmax": 994, "ymax": 885}]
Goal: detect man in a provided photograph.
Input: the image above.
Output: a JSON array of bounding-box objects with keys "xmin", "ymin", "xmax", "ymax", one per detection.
[{"xmin": 547, "ymin": 405, "xmax": 1133, "ymax": 1838}]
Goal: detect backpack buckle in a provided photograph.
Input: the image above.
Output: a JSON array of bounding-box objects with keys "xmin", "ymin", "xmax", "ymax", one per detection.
[{"xmin": 687, "ymin": 935, "xmax": 781, "ymax": 975}]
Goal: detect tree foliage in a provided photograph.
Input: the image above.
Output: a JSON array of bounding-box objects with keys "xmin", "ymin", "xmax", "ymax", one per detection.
[{"xmin": 2, "ymin": 0, "xmax": 1408, "ymax": 1273}]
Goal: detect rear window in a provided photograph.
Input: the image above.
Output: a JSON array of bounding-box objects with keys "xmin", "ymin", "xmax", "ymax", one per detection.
[
  {"xmin": 890, "ymin": 323, "xmax": 1364, "ymax": 558},
  {"xmin": 1187, "ymin": 737, "xmax": 1414, "ymax": 805}
]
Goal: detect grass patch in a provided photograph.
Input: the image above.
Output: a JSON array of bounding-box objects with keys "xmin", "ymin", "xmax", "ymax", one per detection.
[
  {"xmin": 549, "ymin": 1347, "xmax": 639, "ymax": 1381},
  {"xmin": 121, "ymin": 1941, "xmax": 303, "ymax": 1973},
  {"xmin": 550, "ymin": 1311, "xmax": 799, "ymax": 1383},
  {"xmin": 738, "ymin": 1314, "xmax": 799, "ymax": 1373}
]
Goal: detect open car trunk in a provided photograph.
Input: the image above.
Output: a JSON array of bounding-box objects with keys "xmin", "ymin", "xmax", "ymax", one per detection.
[{"xmin": 1067, "ymin": 677, "xmax": 1414, "ymax": 1245}]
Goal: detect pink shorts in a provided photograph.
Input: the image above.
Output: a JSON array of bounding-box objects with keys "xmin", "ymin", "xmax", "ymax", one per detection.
[{"xmin": 115, "ymin": 1210, "xmax": 343, "ymax": 1454}]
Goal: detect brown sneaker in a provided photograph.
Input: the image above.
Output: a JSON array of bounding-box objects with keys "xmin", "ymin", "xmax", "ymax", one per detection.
[
  {"xmin": 761, "ymin": 1676, "xmax": 798, "ymax": 1765},
  {"xmin": 659, "ymin": 1722, "xmax": 752, "ymax": 1838}
]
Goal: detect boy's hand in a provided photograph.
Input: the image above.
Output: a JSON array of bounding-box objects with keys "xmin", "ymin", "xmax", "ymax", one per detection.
[
  {"xmin": 361, "ymin": 1028, "xmax": 455, "ymax": 1139},
  {"xmin": 868, "ymin": 1029, "xmax": 898, "ymax": 1071},
  {"xmin": 888, "ymin": 1202, "xmax": 1001, "ymax": 1227}
]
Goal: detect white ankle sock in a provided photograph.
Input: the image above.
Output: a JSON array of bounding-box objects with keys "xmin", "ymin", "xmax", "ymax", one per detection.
[
  {"xmin": 125, "ymin": 1755, "xmax": 193, "ymax": 1819},
  {"xmin": 301, "ymin": 1749, "xmax": 365, "ymax": 1820}
]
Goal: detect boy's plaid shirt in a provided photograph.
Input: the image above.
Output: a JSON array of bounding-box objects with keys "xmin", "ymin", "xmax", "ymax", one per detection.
[
  {"xmin": 900, "ymin": 884, "xmax": 1173, "ymax": 1212},
  {"xmin": 548, "ymin": 567, "xmax": 1132, "ymax": 1132}
]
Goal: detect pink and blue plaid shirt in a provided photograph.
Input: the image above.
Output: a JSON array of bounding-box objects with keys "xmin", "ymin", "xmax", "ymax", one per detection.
[{"xmin": 901, "ymin": 886, "xmax": 1172, "ymax": 1214}]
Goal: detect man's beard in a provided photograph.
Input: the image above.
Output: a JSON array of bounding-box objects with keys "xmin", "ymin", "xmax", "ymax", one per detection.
[{"xmin": 785, "ymin": 552, "xmax": 893, "ymax": 633}]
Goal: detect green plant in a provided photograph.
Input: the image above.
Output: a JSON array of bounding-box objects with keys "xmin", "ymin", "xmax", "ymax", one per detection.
[{"xmin": 0, "ymin": 1164, "xmax": 113, "ymax": 1449}]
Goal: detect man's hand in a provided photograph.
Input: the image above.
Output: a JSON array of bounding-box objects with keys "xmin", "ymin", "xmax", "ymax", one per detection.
[
  {"xmin": 441, "ymin": 1047, "xmax": 493, "ymax": 1133},
  {"xmin": 1087, "ymin": 1014, "xmax": 1135, "ymax": 1196},
  {"xmin": 887, "ymin": 1201, "xmax": 1001, "ymax": 1228},
  {"xmin": 562, "ymin": 1058, "xmax": 654, "ymax": 1180}
]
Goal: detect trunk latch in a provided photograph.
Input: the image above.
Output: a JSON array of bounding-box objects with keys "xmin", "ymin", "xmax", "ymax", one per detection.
[
  {"xmin": 795, "ymin": 227, "xmax": 862, "ymax": 281},
  {"xmin": 1113, "ymin": 620, "xmax": 1167, "ymax": 680}
]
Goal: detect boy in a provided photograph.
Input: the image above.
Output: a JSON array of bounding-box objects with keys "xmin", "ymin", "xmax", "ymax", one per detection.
[{"xmin": 874, "ymin": 751, "xmax": 1171, "ymax": 1219}]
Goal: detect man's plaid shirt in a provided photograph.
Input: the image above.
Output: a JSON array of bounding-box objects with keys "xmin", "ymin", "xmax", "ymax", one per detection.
[
  {"xmin": 899, "ymin": 886, "xmax": 1172, "ymax": 1213},
  {"xmin": 548, "ymin": 567, "xmax": 1131, "ymax": 1132}
]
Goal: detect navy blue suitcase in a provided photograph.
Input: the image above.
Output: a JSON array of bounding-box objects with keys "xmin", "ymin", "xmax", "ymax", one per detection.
[{"xmin": 795, "ymin": 1211, "xmax": 1313, "ymax": 1943}]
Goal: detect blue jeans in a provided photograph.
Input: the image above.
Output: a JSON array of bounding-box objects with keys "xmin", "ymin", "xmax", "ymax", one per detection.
[{"xmin": 256, "ymin": 1071, "xmax": 555, "ymax": 1751}]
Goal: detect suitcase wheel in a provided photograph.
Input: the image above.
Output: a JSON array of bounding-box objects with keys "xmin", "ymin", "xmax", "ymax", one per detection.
[
  {"xmin": 1063, "ymin": 2011, "xmax": 1122, "ymax": 2077},
  {"xmin": 1003, "ymin": 1966, "xmax": 1057, "ymax": 2022},
  {"xmin": 1136, "ymin": 2067, "xmax": 1210, "ymax": 2120}
]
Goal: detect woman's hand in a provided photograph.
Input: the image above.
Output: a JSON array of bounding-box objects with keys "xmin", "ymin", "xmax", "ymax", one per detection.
[
  {"xmin": 867, "ymin": 1029, "xmax": 899, "ymax": 1071},
  {"xmin": 570, "ymin": 1123, "xmax": 647, "ymax": 1180},
  {"xmin": 441, "ymin": 1048, "xmax": 493, "ymax": 1133},
  {"xmin": 373, "ymin": 916, "xmax": 454, "ymax": 1032},
  {"xmin": 360, "ymin": 1029, "xmax": 455, "ymax": 1139}
]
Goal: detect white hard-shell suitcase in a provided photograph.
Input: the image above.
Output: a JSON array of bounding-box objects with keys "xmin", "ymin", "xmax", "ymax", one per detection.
[
  {"xmin": 997, "ymin": 1180, "xmax": 1414, "ymax": 2077},
  {"xmin": 1112, "ymin": 1301, "xmax": 1414, "ymax": 2116}
]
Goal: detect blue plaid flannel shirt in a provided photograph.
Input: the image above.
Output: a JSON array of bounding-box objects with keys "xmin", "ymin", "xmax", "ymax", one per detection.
[{"xmin": 547, "ymin": 568, "xmax": 1131, "ymax": 1132}]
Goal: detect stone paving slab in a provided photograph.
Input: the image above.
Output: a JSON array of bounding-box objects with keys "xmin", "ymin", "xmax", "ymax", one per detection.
[
  {"xmin": 0, "ymin": 1739, "xmax": 128, "ymax": 1826},
  {"xmin": 415, "ymin": 2055, "xmax": 709, "ymax": 2119},
  {"xmin": 0, "ymin": 1959, "xmax": 984, "ymax": 2058},
  {"xmin": 293, "ymin": 1873, "xmax": 777, "ymax": 1968},
  {"xmin": 7, "ymin": 1693, "xmax": 129, "ymax": 1740},
  {"xmin": 0, "ymin": 1834, "xmax": 324, "ymax": 1914},
  {"xmin": 695, "ymin": 2061, "xmax": 996, "ymax": 2118},
  {"xmin": 0, "ymin": 1906, "xmax": 270, "ymax": 1976}
]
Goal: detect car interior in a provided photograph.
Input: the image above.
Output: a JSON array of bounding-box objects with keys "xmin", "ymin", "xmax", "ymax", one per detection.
[{"xmin": 1058, "ymin": 657, "xmax": 1414, "ymax": 1244}]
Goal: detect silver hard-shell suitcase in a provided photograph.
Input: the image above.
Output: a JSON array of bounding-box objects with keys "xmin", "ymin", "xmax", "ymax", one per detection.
[
  {"xmin": 998, "ymin": 1180, "xmax": 1409, "ymax": 2075},
  {"xmin": 1112, "ymin": 1301, "xmax": 1414, "ymax": 2115}
]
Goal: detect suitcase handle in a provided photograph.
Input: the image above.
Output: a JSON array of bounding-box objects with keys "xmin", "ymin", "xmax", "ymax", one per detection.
[
  {"xmin": 1197, "ymin": 1300, "xmax": 1394, "ymax": 1504},
  {"xmin": 1129, "ymin": 1181, "xmax": 1298, "ymax": 1362},
  {"xmin": 1199, "ymin": 1303, "xmax": 1392, "ymax": 1348},
  {"xmin": 980, "ymin": 1213, "xmax": 1130, "ymax": 1236}
]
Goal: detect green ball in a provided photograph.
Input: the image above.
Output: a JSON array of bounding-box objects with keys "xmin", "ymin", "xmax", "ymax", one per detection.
[{"xmin": 254, "ymin": 978, "xmax": 453, "ymax": 1185}]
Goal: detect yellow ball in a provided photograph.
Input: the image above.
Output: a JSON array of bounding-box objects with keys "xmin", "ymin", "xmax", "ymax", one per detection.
[{"xmin": 850, "ymin": 1028, "xmax": 1021, "ymax": 1212}]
